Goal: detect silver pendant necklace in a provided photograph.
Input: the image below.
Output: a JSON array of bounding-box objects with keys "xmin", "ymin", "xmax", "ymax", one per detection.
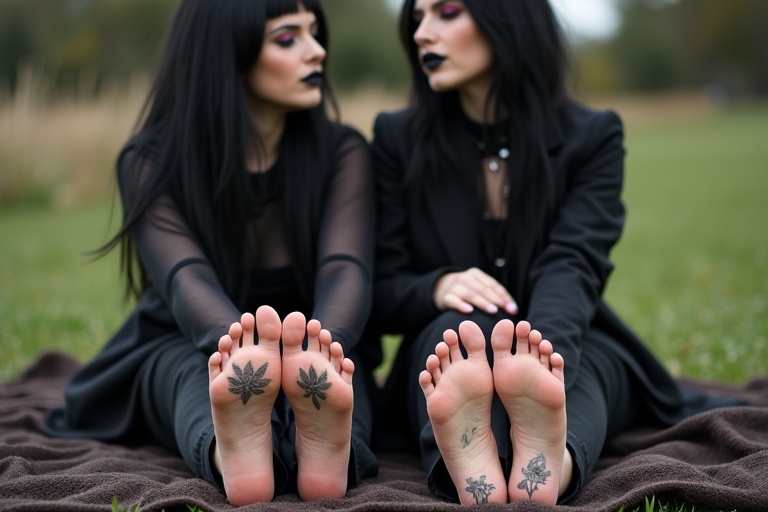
[{"xmin": 480, "ymin": 143, "xmax": 510, "ymax": 173}]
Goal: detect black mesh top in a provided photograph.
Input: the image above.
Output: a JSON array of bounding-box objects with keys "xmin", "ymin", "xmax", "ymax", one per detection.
[{"xmin": 124, "ymin": 127, "xmax": 374, "ymax": 354}]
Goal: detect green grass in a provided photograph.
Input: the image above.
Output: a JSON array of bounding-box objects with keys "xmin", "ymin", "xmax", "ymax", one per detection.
[
  {"xmin": 0, "ymin": 203, "xmax": 131, "ymax": 382},
  {"xmin": 606, "ymin": 104, "xmax": 768, "ymax": 383},
  {"xmin": 111, "ymin": 497, "xmax": 205, "ymax": 512}
]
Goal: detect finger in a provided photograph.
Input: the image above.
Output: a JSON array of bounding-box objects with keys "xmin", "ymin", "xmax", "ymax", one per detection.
[
  {"xmin": 470, "ymin": 270, "xmax": 518, "ymax": 313},
  {"xmin": 453, "ymin": 285, "xmax": 499, "ymax": 315},
  {"xmin": 443, "ymin": 293, "xmax": 474, "ymax": 314}
]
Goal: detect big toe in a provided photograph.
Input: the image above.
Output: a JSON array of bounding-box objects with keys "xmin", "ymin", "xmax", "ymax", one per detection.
[
  {"xmin": 282, "ymin": 311, "xmax": 307, "ymax": 351},
  {"xmin": 457, "ymin": 320, "xmax": 487, "ymax": 358},
  {"xmin": 255, "ymin": 306, "xmax": 282, "ymax": 344},
  {"xmin": 490, "ymin": 319, "xmax": 515, "ymax": 354}
]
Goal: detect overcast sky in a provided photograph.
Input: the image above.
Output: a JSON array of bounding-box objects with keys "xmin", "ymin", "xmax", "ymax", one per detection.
[
  {"xmin": 549, "ymin": 0, "xmax": 620, "ymax": 40},
  {"xmin": 384, "ymin": 0, "xmax": 620, "ymax": 40}
]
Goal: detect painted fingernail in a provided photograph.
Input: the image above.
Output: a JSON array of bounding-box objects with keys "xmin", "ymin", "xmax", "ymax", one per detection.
[{"xmin": 486, "ymin": 304, "xmax": 498, "ymax": 314}]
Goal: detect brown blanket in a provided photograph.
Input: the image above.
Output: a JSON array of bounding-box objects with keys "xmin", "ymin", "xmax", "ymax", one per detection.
[{"xmin": 1, "ymin": 352, "xmax": 767, "ymax": 512}]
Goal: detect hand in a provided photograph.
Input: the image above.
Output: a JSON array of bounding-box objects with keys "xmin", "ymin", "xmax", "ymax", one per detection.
[{"xmin": 433, "ymin": 268, "xmax": 518, "ymax": 315}]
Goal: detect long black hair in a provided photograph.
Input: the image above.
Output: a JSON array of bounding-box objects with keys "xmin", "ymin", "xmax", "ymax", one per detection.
[
  {"xmin": 398, "ymin": 0, "xmax": 570, "ymax": 281},
  {"xmin": 99, "ymin": 0, "xmax": 337, "ymax": 302}
]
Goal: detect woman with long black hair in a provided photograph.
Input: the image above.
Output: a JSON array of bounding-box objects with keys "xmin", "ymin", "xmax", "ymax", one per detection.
[
  {"xmin": 44, "ymin": 0, "xmax": 378, "ymax": 505},
  {"xmin": 369, "ymin": 0, "xmax": 737, "ymax": 505}
]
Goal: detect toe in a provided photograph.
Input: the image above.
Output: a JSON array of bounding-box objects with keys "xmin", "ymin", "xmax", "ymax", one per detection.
[
  {"xmin": 318, "ymin": 327, "xmax": 332, "ymax": 360},
  {"xmin": 239, "ymin": 318, "xmax": 255, "ymax": 348},
  {"xmin": 208, "ymin": 352, "xmax": 222, "ymax": 381},
  {"xmin": 419, "ymin": 370, "xmax": 435, "ymax": 396},
  {"xmin": 515, "ymin": 321, "xmax": 532, "ymax": 355},
  {"xmin": 458, "ymin": 320, "xmax": 486, "ymax": 358},
  {"xmin": 443, "ymin": 329, "xmax": 463, "ymax": 362},
  {"xmin": 281, "ymin": 311, "xmax": 307, "ymax": 352},
  {"xmin": 538, "ymin": 339, "xmax": 553, "ymax": 366},
  {"xmin": 550, "ymin": 352, "xmax": 565, "ymax": 382},
  {"xmin": 491, "ymin": 319, "xmax": 515, "ymax": 354},
  {"xmin": 435, "ymin": 341, "xmax": 451, "ymax": 369},
  {"xmin": 228, "ymin": 321, "xmax": 244, "ymax": 350},
  {"xmin": 218, "ymin": 334, "xmax": 233, "ymax": 364},
  {"xmin": 426, "ymin": 353, "xmax": 442, "ymax": 383},
  {"xmin": 255, "ymin": 306, "xmax": 282, "ymax": 345},
  {"xmin": 528, "ymin": 329, "xmax": 542, "ymax": 359},
  {"xmin": 329, "ymin": 340, "xmax": 344, "ymax": 373},
  {"xmin": 340, "ymin": 357, "xmax": 354, "ymax": 385},
  {"xmin": 307, "ymin": 319, "xmax": 322, "ymax": 352}
]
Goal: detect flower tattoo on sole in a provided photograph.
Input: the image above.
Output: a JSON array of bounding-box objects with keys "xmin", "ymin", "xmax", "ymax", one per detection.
[
  {"xmin": 297, "ymin": 364, "xmax": 332, "ymax": 410},
  {"xmin": 465, "ymin": 475, "xmax": 495, "ymax": 504},
  {"xmin": 517, "ymin": 452, "xmax": 551, "ymax": 499},
  {"xmin": 227, "ymin": 361, "xmax": 271, "ymax": 405}
]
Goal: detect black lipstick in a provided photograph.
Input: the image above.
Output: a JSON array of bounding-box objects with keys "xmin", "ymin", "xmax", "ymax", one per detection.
[
  {"xmin": 301, "ymin": 71, "xmax": 324, "ymax": 86},
  {"xmin": 421, "ymin": 52, "xmax": 446, "ymax": 71}
]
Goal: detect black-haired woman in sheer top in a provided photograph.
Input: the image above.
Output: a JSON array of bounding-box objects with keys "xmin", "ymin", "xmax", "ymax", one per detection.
[{"xmin": 44, "ymin": 0, "xmax": 378, "ymax": 505}]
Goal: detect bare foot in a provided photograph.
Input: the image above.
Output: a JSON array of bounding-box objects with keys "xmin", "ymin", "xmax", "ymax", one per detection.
[
  {"xmin": 491, "ymin": 320, "xmax": 566, "ymax": 505},
  {"xmin": 281, "ymin": 312, "xmax": 354, "ymax": 500},
  {"xmin": 208, "ymin": 306, "xmax": 282, "ymax": 505},
  {"xmin": 418, "ymin": 321, "xmax": 506, "ymax": 506}
]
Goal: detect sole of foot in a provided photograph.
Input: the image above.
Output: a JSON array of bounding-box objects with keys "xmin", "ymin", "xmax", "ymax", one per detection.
[
  {"xmin": 208, "ymin": 305, "xmax": 283, "ymax": 505},
  {"xmin": 419, "ymin": 320, "xmax": 506, "ymax": 505},
  {"xmin": 281, "ymin": 312, "xmax": 354, "ymax": 500},
  {"xmin": 491, "ymin": 319, "xmax": 566, "ymax": 505}
]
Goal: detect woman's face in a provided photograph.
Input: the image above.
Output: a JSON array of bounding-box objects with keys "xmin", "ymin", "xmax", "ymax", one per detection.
[
  {"xmin": 245, "ymin": 5, "xmax": 326, "ymax": 114},
  {"xmin": 412, "ymin": 0, "xmax": 494, "ymax": 96}
]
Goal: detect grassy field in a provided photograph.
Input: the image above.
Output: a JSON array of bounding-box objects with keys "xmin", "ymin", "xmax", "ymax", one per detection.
[
  {"xmin": 606, "ymin": 104, "xmax": 768, "ymax": 382},
  {"xmin": 1, "ymin": 98, "xmax": 767, "ymax": 386}
]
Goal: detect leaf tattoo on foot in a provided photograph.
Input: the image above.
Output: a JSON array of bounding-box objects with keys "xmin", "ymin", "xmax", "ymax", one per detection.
[
  {"xmin": 517, "ymin": 453, "xmax": 551, "ymax": 499},
  {"xmin": 228, "ymin": 361, "xmax": 271, "ymax": 405},
  {"xmin": 465, "ymin": 475, "xmax": 495, "ymax": 504},
  {"xmin": 297, "ymin": 364, "xmax": 332, "ymax": 410}
]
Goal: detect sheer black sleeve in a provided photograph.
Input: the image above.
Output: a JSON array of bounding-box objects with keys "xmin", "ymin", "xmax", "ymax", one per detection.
[
  {"xmin": 310, "ymin": 128, "xmax": 375, "ymax": 354},
  {"xmin": 119, "ymin": 156, "xmax": 240, "ymax": 355}
]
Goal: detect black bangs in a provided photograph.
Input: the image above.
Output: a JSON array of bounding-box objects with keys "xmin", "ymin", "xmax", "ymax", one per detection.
[
  {"xmin": 234, "ymin": 0, "xmax": 329, "ymax": 73},
  {"xmin": 266, "ymin": 0, "xmax": 328, "ymax": 51},
  {"xmin": 266, "ymin": 0, "xmax": 321, "ymax": 19}
]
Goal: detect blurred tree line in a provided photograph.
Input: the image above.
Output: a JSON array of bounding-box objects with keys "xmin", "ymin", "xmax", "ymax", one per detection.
[
  {"xmin": 0, "ymin": 0, "xmax": 766, "ymax": 97},
  {"xmin": 578, "ymin": 0, "xmax": 768, "ymax": 97},
  {"xmin": 0, "ymin": 0, "xmax": 408, "ymax": 95}
]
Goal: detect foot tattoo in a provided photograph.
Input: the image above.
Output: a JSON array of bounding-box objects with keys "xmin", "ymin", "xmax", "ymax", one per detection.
[
  {"xmin": 228, "ymin": 361, "xmax": 271, "ymax": 405},
  {"xmin": 297, "ymin": 364, "xmax": 332, "ymax": 410},
  {"xmin": 517, "ymin": 453, "xmax": 550, "ymax": 499},
  {"xmin": 461, "ymin": 424, "xmax": 478, "ymax": 449},
  {"xmin": 208, "ymin": 306, "xmax": 282, "ymax": 505},
  {"xmin": 465, "ymin": 475, "xmax": 496, "ymax": 504},
  {"xmin": 281, "ymin": 312, "xmax": 354, "ymax": 500}
]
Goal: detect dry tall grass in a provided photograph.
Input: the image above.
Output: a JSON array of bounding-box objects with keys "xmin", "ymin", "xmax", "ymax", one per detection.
[
  {"xmin": 0, "ymin": 67, "xmax": 148, "ymax": 207},
  {"xmin": 0, "ymin": 70, "xmax": 407, "ymax": 208},
  {"xmin": 0, "ymin": 67, "xmax": 722, "ymax": 208}
]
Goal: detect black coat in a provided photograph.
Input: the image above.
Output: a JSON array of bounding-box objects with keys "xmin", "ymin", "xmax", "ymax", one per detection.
[{"xmin": 369, "ymin": 102, "xmax": 724, "ymax": 424}]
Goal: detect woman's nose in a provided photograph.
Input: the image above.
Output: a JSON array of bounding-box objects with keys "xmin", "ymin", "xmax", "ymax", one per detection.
[{"xmin": 413, "ymin": 17, "xmax": 434, "ymax": 46}]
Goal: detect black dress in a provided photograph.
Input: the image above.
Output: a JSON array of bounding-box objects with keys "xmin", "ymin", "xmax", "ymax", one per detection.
[
  {"xmin": 367, "ymin": 102, "xmax": 741, "ymax": 503},
  {"xmin": 44, "ymin": 124, "xmax": 379, "ymax": 493}
]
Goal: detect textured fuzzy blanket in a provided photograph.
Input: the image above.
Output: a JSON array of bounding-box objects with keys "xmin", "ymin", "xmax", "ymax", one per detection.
[{"xmin": 1, "ymin": 351, "xmax": 767, "ymax": 512}]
